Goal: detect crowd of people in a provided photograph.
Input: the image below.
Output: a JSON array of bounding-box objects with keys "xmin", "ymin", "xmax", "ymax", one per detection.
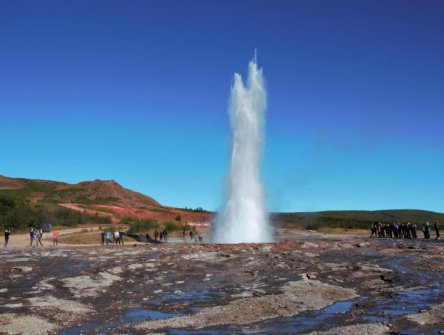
[
  {"xmin": 143, "ymin": 227, "xmax": 169, "ymax": 243},
  {"xmin": 370, "ymin": 221, "xmax": 440, "ymax": 240},
  {"xmin": 184, "ymin": 227, "xmax": 203, "ymax": 242},
  {"xmin": 28, "ymin": 227, "xmax": 60, "ymax": 247},
  {"xmin": 100, "ymin": 228, "xmax": 125, "ymax": 246}
]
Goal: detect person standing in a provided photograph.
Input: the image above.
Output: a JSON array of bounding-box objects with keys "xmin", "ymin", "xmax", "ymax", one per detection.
[
  {"xmin": 424, "ymin": 222, "xmax": 431, "ymax": 240},
  {"xmin": 434, "ymin": 220, "xmax": 440, "ymax": 240},
  {"xmin": 154, "ymin": 229, "xmax": 159, "ymax": 243},
  {"xmin": 370, "ymin": 223, "xmax": 376, "ymax": 238},
  {"xmin": 53, "ymin": 231, "xmax": 59, "ymax": 246},
  {"xmin": 4, "ymin": 229, "xmax": 11, "ymax": 247},
  {"xmin": 114, "ymin": 230, "xmax": 120, "ymax": 245},
  {"xmin": 37, "ymin": 228, "xmax": 44, "ymax": 246},
  {"xmin": 412, "ymin": 223, "xmax": 418, "ymax": 239},
  {"xmin": 119, "ymin": 228, "xmax": 125, "ymax": 245},
  {"xmin": 105, "ymin": 231, "xmax": 111, "ymax": 245},
  {"xmin": 29, "ymin": 227, "xmax": 35, "ymax": 246},
  {"xmin": 101, "ymin": 230, "xmax": 105, "ymax": 246}
]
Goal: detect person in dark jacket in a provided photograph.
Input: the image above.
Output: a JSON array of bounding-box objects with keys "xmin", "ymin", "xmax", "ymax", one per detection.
[
  {"xmin": 434, "ymin": 220, "xmax": 440, "ymax": 240},
  {"xmin": 4, "ymin": 229, "xmax": 11, "ymax": 247}
]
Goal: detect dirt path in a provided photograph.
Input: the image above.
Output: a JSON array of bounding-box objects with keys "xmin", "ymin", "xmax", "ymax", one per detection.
[
  {"xmin": 3, "ymin": 226, "xmax": 104, "ymax": 249},
  {"xmin": 58, "ymin": 203, "xmax": 119, "ymax": 223}
]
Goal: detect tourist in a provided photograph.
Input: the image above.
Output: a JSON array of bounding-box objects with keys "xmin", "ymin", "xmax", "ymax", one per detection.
[
  {"xmin": 377, "ymin": 223, "xmax": 383, "ymax": 238},
  {"xmin": 423, "ymin": 222, "xmax": 431, "ymax": 239},
  {"xmin": 412, "ymin": 223, "xmax": 418, "ymax": 239},
  {"xmin": 53, "ymin": 231, "xmax": 59, "ymax": 246},
  {"xmin": 119, "ymin": 228, "xmax": 125, "ymax": 245},
  {"xmin": 182, "ymin": 227, "xmax": 186, "ymax": 242},
  {"xmin": 101, "ymin": 230, "xmax": 105, "ymax": 246},
  {"xmin": 387, "ymin": 223, "xmax": 393, "ymax": 238},
  {"xmin": 400, "ymin": 223, "xmax": 407, "ymax": 239},
  {"xmin": 163, "ymin": 229, "xmax": 168, "ymax": 242},
  {"xmin": 30, "ymin": 227, "xmax": 35, "ymax": 246},
  {"xmin": 370, "ymin": 223, "xmax": 377, "ymax": 238},
  {"xmin": 406, "ymin": 222, "xmax": 412, "ymax": 239},
  {"xmin": 189, "ymin": 230, "xmax": 194, "ymax": 241},
  {"xmin": 114, "ymin": 230, "xmax": 120, "ymax": 245},
  {"xmin": 4, "ymin": 228, "xmax": 11, "ymax": 247},
  {"xmin": 106, "ymin": 231, "xmax": 111, "ymax": 245},
  {"xmin": 36, "ymin": 228, "xmax": 44, "ymax": 247},
  {"xmin": 154, "ymin": 229, "xmax": 159, "ymax": 242},
  {"xmin": 434, "ymin": 220, "xmax": 440, "ymax": 240}
]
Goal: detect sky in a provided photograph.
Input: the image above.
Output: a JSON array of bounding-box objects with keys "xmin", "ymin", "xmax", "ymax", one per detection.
[{"xmin": 1, "ymin": 0, "xmax": 444, "ymax": 213}]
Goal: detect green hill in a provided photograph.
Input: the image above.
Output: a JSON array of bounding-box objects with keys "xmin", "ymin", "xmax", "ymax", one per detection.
[
  {"xmin": 273, "ymin": 209, "xmax": 444, "ymax": 230},
  {"xmin": 0, "ymin": 175, "xmax": 160, "ymax": 231},
  {"xmin": 0, "ymin": 175, "xmax": 160, "ymax": 208}
]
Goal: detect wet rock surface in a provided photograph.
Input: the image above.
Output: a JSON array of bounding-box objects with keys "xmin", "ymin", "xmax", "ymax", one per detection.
[{"xmin": 0, "ymin": 234, "xmax": 443, "ymax": 334}]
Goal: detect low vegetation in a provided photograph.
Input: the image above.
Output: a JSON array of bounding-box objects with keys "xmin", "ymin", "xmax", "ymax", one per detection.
[
  {"xmin": 122, "ymin": 217, "xmax": 188, "ymax": 234},
  {"xmin": 0, "ymin": 195, "xmax": 111, "ymax": 231},
  {"xmin": 273, "ymin": 210, "xmax": 444, "ymax": 230}
]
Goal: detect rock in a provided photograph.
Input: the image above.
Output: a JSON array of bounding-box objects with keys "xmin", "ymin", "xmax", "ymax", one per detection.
[
  {"xmin": 306, "ymin": 323, "xmax": 390, "ymax": 334},
  {"xmin": 62, "ymin": 272, "xmax": 121, "ymax": 298},
  {"xmin": 135, "ymin": 279, "xmax": 358, "ymax": 331},
  {"xmin": 1, "ymin": 313, "xmax": 59, "ymax": 335},
  {"xmin": 10, "ymin": 266, "xmax": 33, "ymax": 273},
  {"xmin": 306, "ymin": 272, "xmax": 317, "ymax": 279},
  {"xmin": 380, "ymin": 274, "xmax": 396, "ymax": 282},
  {"xmin": 4, "ymin": 303, "xmax": 24, "ymax": 308}
]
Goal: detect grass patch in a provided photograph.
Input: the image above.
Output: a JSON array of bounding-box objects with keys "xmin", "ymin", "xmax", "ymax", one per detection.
[
  {"xmin": 62, "ymin": 232, "xmax": 102, "ymax": 244},
  {"xmin": 123, "ymin": 217, "xmax": 188, "ymax": 234}
]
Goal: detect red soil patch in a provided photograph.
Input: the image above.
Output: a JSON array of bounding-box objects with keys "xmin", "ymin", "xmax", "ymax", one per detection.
[{"xmin": 58, "ymin": 203, "xmax": 213, "ymax": 224}]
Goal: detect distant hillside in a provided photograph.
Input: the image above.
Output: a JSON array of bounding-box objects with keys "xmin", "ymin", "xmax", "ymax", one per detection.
[
  {"xmin": 0, "ymin": 175, "xmax": 212, "ymax": 230},
  {"xmin": 273, "ymin": 209, "xmax": 444, "ymax": 230},
  {"xmin": 2, "ymin": 175, "xmax": 442, "ymax": 232},
  {"xmin": 0, "ymin": 175, "xmax": 160, "ymax": 208}
]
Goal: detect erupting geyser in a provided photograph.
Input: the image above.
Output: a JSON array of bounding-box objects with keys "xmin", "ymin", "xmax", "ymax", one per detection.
[{"xmin": 214, "ymin": 56, "xmax": 272, "ymax": 243}]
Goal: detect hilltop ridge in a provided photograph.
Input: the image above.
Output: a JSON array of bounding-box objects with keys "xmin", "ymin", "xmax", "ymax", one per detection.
[{"xmin": 0, "ymin": 175, "xmax": 212, "ymax": 228}]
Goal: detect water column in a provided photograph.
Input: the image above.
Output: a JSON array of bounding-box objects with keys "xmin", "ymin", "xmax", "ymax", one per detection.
[{"xmin": 214, "ymin": 57, "xmax": 272, "ymax": 243}]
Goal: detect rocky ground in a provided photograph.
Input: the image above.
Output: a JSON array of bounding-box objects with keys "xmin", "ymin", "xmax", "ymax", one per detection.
[{"xmin": 1, "ymin": 232, "xmax": 443, "ymax": 335}]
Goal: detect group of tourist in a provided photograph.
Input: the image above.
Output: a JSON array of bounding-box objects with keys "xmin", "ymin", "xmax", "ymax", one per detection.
[
  {"xmin": 370, "ymin": 221, "xmax": 440, "ymax": 240},
  {"xmin": 100, "ymin": 228, "xmax": 125, "ymax": 246},
  {"xmin": 28, "ymin": 227, "xmax": 60, "ymax": 247},
  {"xmin": 143, "ymin": 227, "xmax": 169, "ymax": 243},
  {"xmin": 185, "ymin": 228, "xmax": 203, "ymax": 242}
]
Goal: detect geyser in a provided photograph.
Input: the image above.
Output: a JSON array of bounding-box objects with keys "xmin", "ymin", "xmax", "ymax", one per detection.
[{"xmin": 214, "ymin": 57, "xmax": 272, "ymax": 243}]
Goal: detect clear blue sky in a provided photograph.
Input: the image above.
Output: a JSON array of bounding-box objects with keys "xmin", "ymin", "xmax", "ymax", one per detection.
[{"xmin": 1, "ymin": 0, "xmax": 444, "ymax": 212}]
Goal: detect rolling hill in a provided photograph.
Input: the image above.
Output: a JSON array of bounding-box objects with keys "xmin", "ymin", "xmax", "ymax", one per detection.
[{"xmin": 0, "ymin": 175, "xmax": 212, "ymax": 230}]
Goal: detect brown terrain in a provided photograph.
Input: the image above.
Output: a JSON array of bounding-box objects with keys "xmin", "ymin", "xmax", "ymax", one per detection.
[{"xmin": 0, "ymin": 175, "xmax": 212, "ymax": 224}]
